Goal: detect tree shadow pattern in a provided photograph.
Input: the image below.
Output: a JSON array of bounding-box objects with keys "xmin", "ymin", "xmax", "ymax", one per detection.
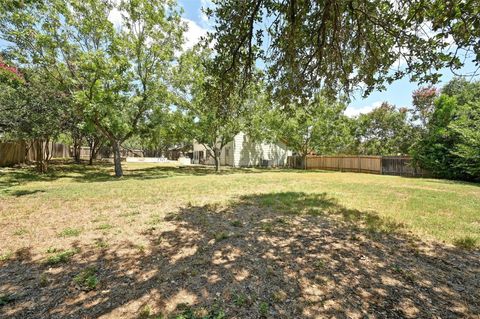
[
  {"xmin": 0, "ymin": 161, "xmax": 311, "ymax": 191},
  {"xmin": 1, "ymin": 192, "xmax": 479, "ymax": 318}
]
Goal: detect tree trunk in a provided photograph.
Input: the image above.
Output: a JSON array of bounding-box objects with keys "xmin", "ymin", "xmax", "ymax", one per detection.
[
  {"xmin": 73, "ymin": 137, "xmax": 82, "ymax": 164},
  {"xmin": 45, "ymin": 138, "xmax": 51, "ymax": 161},
  {"xmin": 88, "ymin": 142, "xmax": 95, "ymax": 165},
  {"xmin": 89, "ymin": 148, "xmax": 94, "ymax": 165},
  {"xmin": 112, "ymin": 140, "xmax": 123, "ymax": 177},
  {"xmin": 24, "ymin": 143, "xmax": 31, "ymax": 163},
  {"xmin": 214, "ymin": 149, "xmax": 220, "ymax": 172},
  {"xmin": 88, "ymin": 139, "xmax": 97, "ymax": 165},
  {"xmin": 35, "ymin": 139, "xmax": 47, "ymax": 173},
  {"xmin": 73, "ymin": 139, "xmax": 78, "ymax": 163}
]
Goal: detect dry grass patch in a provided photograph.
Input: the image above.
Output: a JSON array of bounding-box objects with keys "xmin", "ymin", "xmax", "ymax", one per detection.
[{"xmin": 0, "ymin": 163, "xmax": 479, "ymax": 318}]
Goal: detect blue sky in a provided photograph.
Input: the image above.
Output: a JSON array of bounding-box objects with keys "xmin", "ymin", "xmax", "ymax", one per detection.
[{"xmin": 2, "ymin": 0, "xmax": 477, "ymax": 116}]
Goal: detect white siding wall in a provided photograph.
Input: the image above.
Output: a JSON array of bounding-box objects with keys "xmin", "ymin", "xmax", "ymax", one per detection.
[
  {"xmin": 232, "ymin": 132, "xmax": 291, "ymax": 167},
  {"xmin": 192, "ymin": 141, "xmax": 234, "ymax": 166},
  {"xmin": 222, "ymin": 142, "xmax": 235, "ymax": 166},
  {"xmin": 192, "ymin": 133, "xmax": 291, "ymax": 167}
]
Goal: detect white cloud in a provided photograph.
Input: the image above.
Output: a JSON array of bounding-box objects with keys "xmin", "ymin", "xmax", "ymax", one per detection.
[
  {"xmin": 344, "ymin": 101, "xmax": 382, "ymax": 117},
  {"xmin": 108, "ymin": 0, "xmax": 126, "ymax": 27},
  {"xmin": 199, "ymin": 0, "xmax": 215, "ymax": 28},
  {"xmin": 182, "ymin": 18, "xmax": 208, "ymax": 51},
  {"xmin": 108, "ymin": 8, "xmax": 124, "ymax": 27}
]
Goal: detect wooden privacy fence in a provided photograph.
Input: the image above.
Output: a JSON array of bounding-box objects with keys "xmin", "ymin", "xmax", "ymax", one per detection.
[
  {"xmin": 26, "ymin": 141, "xmax": 71, "ymax": 161},
  {"xmin": 288, "ymin": 155, "xmax": 429, "ymax": 177},
  {"xmin": 1, "ymin": 141, "xmax": 72, "ymax": 166},
  {"xmin": 0, "ymin": 141, "xmax": 26, "ymax": 166},
  {"xmin": 381, "ymin": 156, "xmax": 430, "ymax": 177},
  {"xmin": 306, "ymin": 155, "xmax": 382, "ymax": 173}
]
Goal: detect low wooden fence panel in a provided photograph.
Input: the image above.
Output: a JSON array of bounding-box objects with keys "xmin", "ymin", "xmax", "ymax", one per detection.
[
  {"xmin": 304, "ymin": 155, "xmax": 381, "ymax": 174},
  {"xmin": 287, "ymin": 156, "xmax": 304, "ymax": 168},
  {"xmin": 26, "ymin": 141, "xmax": 71, "ymax": 161},
  {"xmin": 288, "ymin": 155, "xmax": 429, "ymax": 177},
  {"xmin": 381, "ymin": 156, "xmax": 429, "ymax": 177},
  {"xmin": 0, "ymin": 141, "xmax": 26, "ymax": 166},
  {"xmin": 1, "ymin": 141, "xmax": 72, "ymax": 166}
]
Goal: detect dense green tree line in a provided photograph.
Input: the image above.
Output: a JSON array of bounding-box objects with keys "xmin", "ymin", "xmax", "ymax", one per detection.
[
  {"xmin": 1, "ymin": 0, "xmax": 479, "ymax": 181},
  {"xmin": 266, "ymin": 78, "xmax": 480, "ymax": 182},
  {"xmin": 0, "ymin": 0, "xmax": 184, "ymax": 176},
  {"xmin": 411, "ymin": 78, "xmax": 480, "ymax": 181}
]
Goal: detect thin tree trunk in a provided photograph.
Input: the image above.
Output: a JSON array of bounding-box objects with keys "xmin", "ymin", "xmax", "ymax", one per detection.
[
  {"xmin": 89, "ymin": 148, "xmax": 94, "ymax": 165},
  {"xmin": 112, "ymin": 140, "xmax": 123, "ymax": 177},
  {"xmin": 73, "ymin": 137, "xmax": 82, "ymax": 164},
  {"xmin": 214, "ymin": 155, "xmax": 220, "ymax": 172},
  {"xmin": 25, "ymin": 142, "xmax": 31, "ymax": 163},
  {"xmin": 45, "ymin": 138, "xmax": 53, "ymax": 163},
  {"xmin": 73, "ymin": 139, "xmax": 78, "ymax": 163},
  {"xmin": 214, "ymin": 148, "xmax": 220, "ymax": 172},
  {"xmin": 88, "ymin": 139, "xmax": 96, "ymax": 165},
  {"xmin": 35, "ymin": 139, "xmax": 47, "ymax": 173},
  {"xmin": 90, "ymin": 145, "xmax": 100, "ymax": 165}
]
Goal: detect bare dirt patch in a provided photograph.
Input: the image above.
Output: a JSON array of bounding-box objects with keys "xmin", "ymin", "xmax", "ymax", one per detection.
[{"xmin": 1, "ymin": 192, "xmax": 479, "ymax": 318}]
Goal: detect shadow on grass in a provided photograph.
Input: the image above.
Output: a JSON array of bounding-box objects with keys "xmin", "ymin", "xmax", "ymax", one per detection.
[
  {"xmin": 1, "ymin": 192, "xmax": 478, "ymax": 318},
  {"xmin": 7, "ymin": 189, "xmax": 46, "ymax": 197},
  {"xmin": 0, "ymin": 161, "xmax": 325, "ymax": 191}
]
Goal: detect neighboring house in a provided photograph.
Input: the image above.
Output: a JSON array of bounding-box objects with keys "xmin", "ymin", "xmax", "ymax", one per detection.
[{"xmin": 192, "ymin": 132, "xmax": 292, "ymax": 167}]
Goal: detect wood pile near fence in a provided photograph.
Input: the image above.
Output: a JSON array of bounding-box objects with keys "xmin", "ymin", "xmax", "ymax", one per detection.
[
  {"xmin": 0, "ymin": 141, "xmax": 26, "ymax": 166},
  {"xmin": 288, "ymin": 155, "xmax": 429, "ymax": 177}
]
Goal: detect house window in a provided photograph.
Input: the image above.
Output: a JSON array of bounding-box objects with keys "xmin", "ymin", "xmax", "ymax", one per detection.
[{"xmin": 225, "ymin": 147, "xmax": 229, "ymax": 157}]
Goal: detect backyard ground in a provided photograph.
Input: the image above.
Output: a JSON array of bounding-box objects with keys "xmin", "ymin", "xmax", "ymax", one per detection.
[{"xmin": 0, "ymin": 162, "xmax": 479, "ymax": 319}]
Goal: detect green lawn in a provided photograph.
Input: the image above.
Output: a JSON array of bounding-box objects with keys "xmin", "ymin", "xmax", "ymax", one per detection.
[
  {"xmin": 0, "ymin": 162, "xmax": 479, "ymax": 318},
  {"xmin": 1, "ymin": 162, "xmax": 478, "ymax": 247}
]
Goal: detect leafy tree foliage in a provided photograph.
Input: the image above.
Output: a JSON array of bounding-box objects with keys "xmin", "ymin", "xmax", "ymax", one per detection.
[
  {"xmin": 1, "ymin": 67, "xmax": 69, "ymax": 172},
  {"xmin": 412, "ymin": 78, "xmax": 480, "ymax": 180},
  {"xmin": 0, "ymin": 58, "xmax": 24, "ymax": 134},
  {"xmin": 353, "ymin": 102, "xmax": 414, "ymax": 155},
  {"xmin": 267, "ymin": 95, "xmax": 351, "ymax": 164},
  {"xmin": 175, "ymin": 48, "xmax": 261, "ymax": 171},
  {"xmin": 449, "ymin": 101, "xmax": 480, "ymax": 178},
  {"xmin": 411, "ymin": 86, "xmax": 438, "ymax": 128},
  {"xmin": 0, "ymin": 0, "xmax": 184, "ymax": 176},
  {"xmin": 208, "ymin": 0, "xmax": 479, "ymax": 103},
  {"xmin": 136, "ymin": 109, "xmax": 193, "ymax": 158}
]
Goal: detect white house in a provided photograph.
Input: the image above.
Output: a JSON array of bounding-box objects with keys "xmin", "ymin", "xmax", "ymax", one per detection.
[{"xmin": 192, "ymin": 132, "xmax": 292, "ymax": 167}]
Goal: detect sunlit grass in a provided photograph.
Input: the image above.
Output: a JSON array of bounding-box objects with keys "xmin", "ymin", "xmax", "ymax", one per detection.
[{"xmin": 0, "ymin": 162, "xmax": 479, "ymax": 249}]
